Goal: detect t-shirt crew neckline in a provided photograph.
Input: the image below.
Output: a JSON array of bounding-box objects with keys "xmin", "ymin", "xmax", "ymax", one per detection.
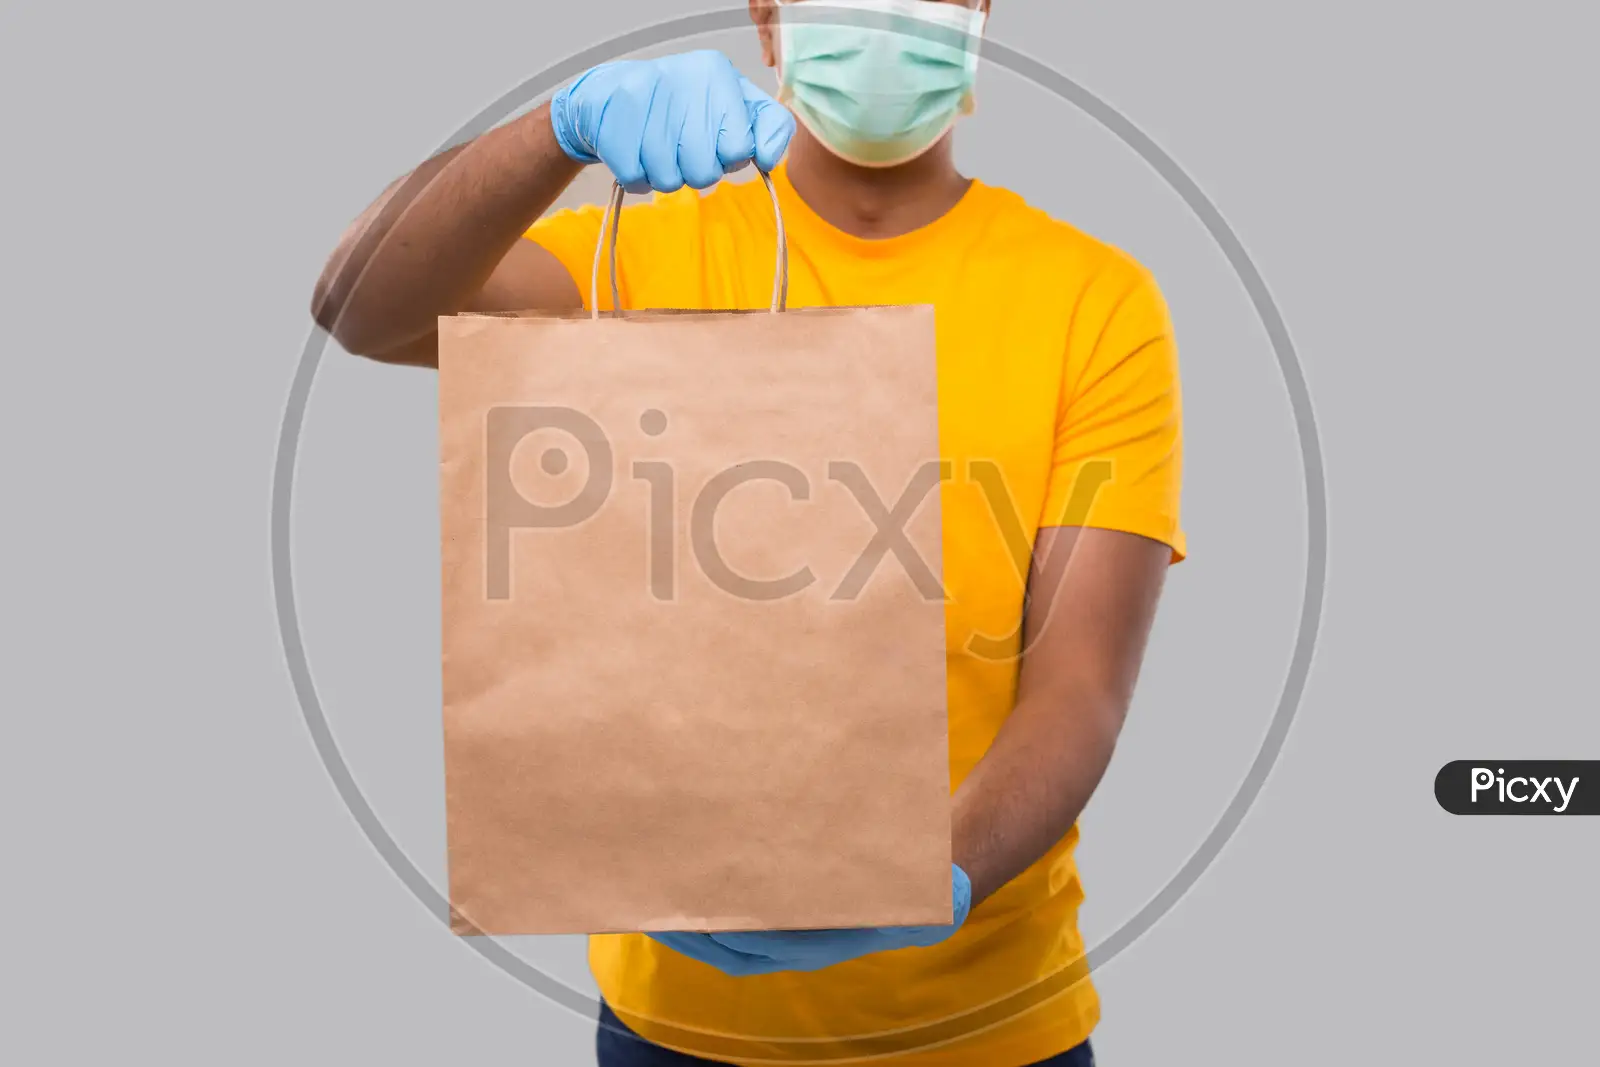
[{"xmin": 771, "ymin": 162, "xmax": 989, "ymax": 261}]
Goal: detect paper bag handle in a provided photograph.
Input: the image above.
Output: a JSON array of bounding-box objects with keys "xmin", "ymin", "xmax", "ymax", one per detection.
[{"xmin": 590, "ymin": 170, "xmax": 789, "ymax": 319}]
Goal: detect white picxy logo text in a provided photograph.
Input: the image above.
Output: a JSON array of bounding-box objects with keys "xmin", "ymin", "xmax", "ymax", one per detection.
[{"xmin": 1470, "ymin": 767, "xmax": 1580, "ymax": 813}]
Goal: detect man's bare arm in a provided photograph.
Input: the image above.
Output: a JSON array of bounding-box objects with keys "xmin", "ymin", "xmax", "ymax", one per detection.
[
  {"xmin": 310, "ymin": 102, "xmax": 584, "ymax": 367},
  {"xmin": 953, "ymin": 526, "xmax": 1172, "ymax": 907}
]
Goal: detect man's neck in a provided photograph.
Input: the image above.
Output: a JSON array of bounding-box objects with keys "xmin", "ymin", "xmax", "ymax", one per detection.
[{"xmin": 783, "ymin": 130, "xmax": 972, "ymax": 241}]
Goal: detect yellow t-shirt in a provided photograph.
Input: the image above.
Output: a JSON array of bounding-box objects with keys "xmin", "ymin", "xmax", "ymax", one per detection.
[{"xmin": 526, "ymin": 164, "xmax": 1185, "ymax": 1066}]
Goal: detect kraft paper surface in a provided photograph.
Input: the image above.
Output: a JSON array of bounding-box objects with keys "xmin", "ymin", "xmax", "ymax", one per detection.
[{"xmin": 438, "ymin": 306, "xmax": 951, "ymax": 935}]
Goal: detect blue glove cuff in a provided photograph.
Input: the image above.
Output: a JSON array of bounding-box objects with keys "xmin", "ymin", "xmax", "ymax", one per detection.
[
  {"xmin": 951, "ymin": 864, "xmax": 974, "ymax": 928},
  {"xmin": 550, "ymin": 79, "xmax": 599, "ymax": 165}
]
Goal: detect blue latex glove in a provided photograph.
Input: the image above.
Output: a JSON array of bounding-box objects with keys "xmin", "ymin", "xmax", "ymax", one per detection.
[
  {"xmin": 551, "ymin": 49, "xmax": 796, "ymax": 195},
  {"xmin": 650, "ymin": 866, "xmax": 973, "ymax": 977}
]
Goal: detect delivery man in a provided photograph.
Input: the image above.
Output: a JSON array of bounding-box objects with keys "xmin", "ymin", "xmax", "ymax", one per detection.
[{"xmin": 313, "ymin": 1, "xmax": 1184, "ymax": 1063}]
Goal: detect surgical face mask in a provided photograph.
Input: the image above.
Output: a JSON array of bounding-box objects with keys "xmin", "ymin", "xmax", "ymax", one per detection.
[{"xmin": 776, "ymin": 0, "xmax": 987, "ymax": 168}]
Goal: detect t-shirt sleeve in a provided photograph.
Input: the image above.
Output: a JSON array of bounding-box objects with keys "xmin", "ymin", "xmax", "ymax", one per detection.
[
  {"xmin": 523, "ymin": 202, "xmax": 625, "ymax": 313},
  {"xmin": 1040, "ymin": 256, "xmax": 1187, "ymax": 562},
  {"xmin": 524, "ymin": 189, "xmax": 703, "ymax": 313}
]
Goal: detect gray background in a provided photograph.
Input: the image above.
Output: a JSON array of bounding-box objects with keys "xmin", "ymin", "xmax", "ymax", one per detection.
[{"xmin": 1, "ymin": 0, "xmax": 1595, "ymax": 1063}]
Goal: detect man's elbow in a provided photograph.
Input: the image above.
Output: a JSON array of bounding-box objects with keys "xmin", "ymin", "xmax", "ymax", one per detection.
[
  {"xmin": 310, "ymin": 278, "xmax": 391, "ymax": 361},
  {"xmin": 1039, "ymin": 675, "xmax": 1134, "ymax": 747},
  {"xmin": 313, "ymin": 290, "xmax": 437, "ymax": 367}
]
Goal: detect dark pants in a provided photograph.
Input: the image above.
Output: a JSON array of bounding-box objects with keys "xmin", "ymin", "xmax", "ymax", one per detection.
[{"xmin": 597, "ymin": 1001, "xmax": 1095, "ymax": 1067}]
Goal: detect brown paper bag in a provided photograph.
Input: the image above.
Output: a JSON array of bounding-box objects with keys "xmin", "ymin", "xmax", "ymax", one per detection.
[{"xmin": 438, "ymin": 174, "xmax": 951, "ymax": 936}]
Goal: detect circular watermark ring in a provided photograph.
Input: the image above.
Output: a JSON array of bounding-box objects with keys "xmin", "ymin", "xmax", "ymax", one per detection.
[{"xmin": 273, "ymin": 7, "xmax": 1327, "ymax": 1060}]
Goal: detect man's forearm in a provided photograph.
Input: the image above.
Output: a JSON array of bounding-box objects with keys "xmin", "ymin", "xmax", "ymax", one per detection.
[
  {"xmin": 311, "ymin": 102, "xmax": 582, "ymax": 356},
  {"xmin": 952, "ymin": 686, "xmax": 1125, "ymax": 908},
  {"xmin": 950, "ymin": 527, "xmax": 1169, "ymax": 909}
]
